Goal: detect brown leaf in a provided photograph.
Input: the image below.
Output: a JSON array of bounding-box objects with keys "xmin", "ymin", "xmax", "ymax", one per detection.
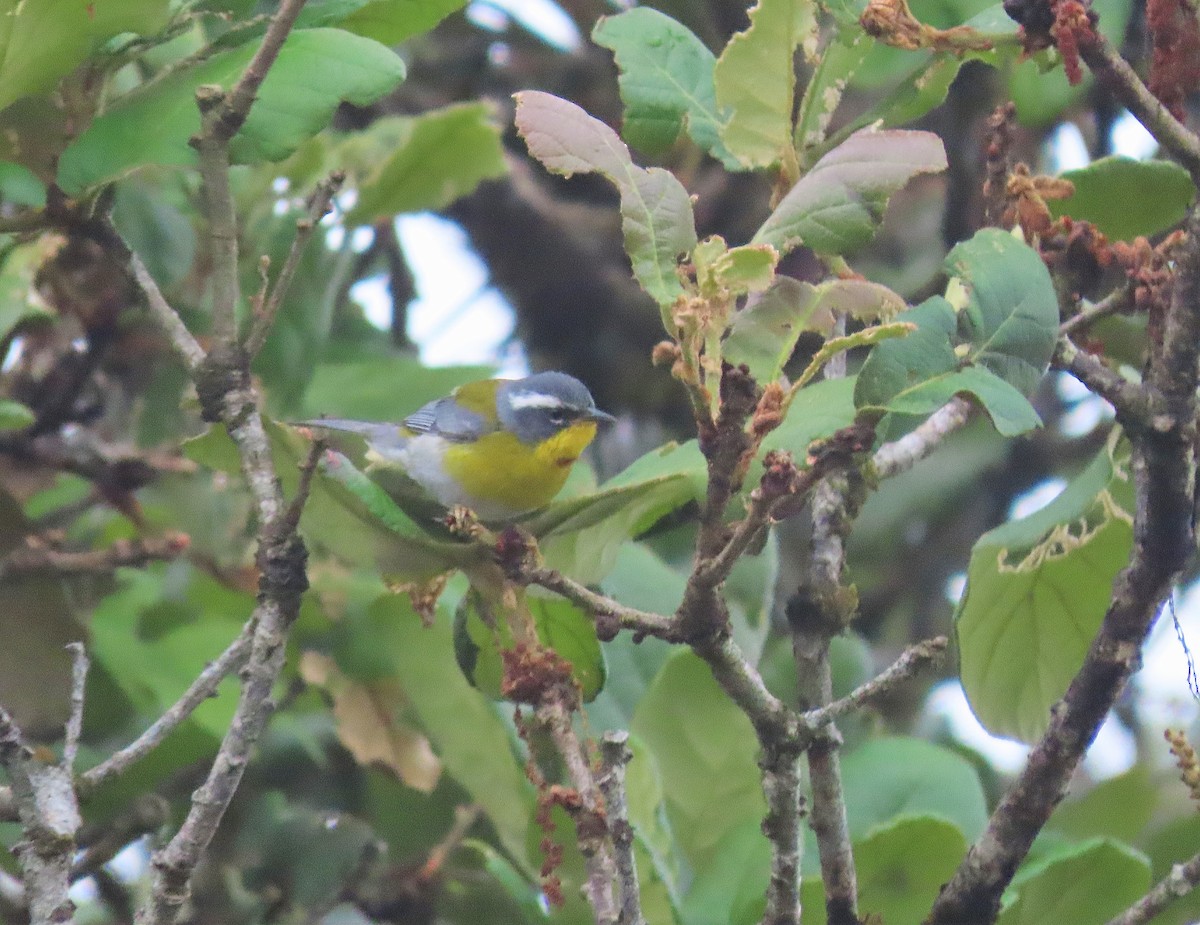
[{"xmin": 300, "ymin": 652, "xmax": 442, "ymax": 792}]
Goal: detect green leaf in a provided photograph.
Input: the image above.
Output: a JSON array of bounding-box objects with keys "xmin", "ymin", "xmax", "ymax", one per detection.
[
  {"xmin": 1049, "ymin": 156, "xmax": 1195, "ymax": 241},
  {"xmin": 310, "ymin": 447, "xmax": 483, "ymax": 578},
  {"xmin": 454, "ymin": 592, "xmax": 606, "ymax": 702},
  {"xmin": 0, "ymin": 160, "xmax": 45, "ymax": 207},
  {"xmin": 458, "ymin": 839, "xmax": 546, "ymax": 921},
  {"xmin": 840, "ymin": 737, "xmax": 989, "ymax": 842},
  {"xmin": 957, "ymin": 434, "xmax": 1134, "ymax": 742},
  {"xmin": 839, "ymin": 53, "xmax": 962, "ymax": 147},
  {"xmin": 1048, "ymin": 765, "xmax": 1155, "ymax": 844},
  {"xmin": 693, "ymin": 238, "xmax": 779, "ymax": 297},
  {"xmin": 519, "ymin": 440, "xmax": 706, "ymax": 583},
  {"xmin": 90, "ymin": 567, "xmax": 249, "ymax": 741},
  {"xmin": 682, "ymin": 818, "xmax": 769, "ymax": 925},
  {"xmin": 185, "ymin": 421, "xmax": 479, "ymax": 581},
  {"xmin": 800, "ymin": 816, "xmax": 968, "ymax": 925},
  {"xmin": 302, "ymin": 357, "xmax": 494, "ymax": 421},
  {"xmin": 724, "ymin": 277, "xmax": 905, "ymax": 383},
  {"xmin": 532, "ymin": 470, "xmax": 704, "ymax": 583},
  {"xmin": 111, "ymin": 180, "xmax": 197, "ymax": 289},
  {"xmin": 632, "ymin": 651, "xmax": 765, "ymax": 869},
  {"xmin": 370, "ymin": 593, "xmax": 534, "ymax": 865},
  {"xmin": 752, "ymin": 127, "xmax": 947, "ymax": 255},
  {"xmin": 514, "ymin": 90, "xmax": 698, "ymax": 306},
  {"xmin": 0, "ymin": 0, "xmax": 169, "ymax": 114},
  {"xmin": 713, "ymin": 0, "xmax": 818, "ymax": 168},
  {"xmin": 794, "ymin": 31, "xmax": 871, "ymax": 153},
  {"xmin": 58, "ymin": 29, "xmax": 405, "ymax": 193},
  {"xmin": 338, "ymin": 0, "xmax": 468, "ymax": 44},
  {"xmin": 997, "ymin": 839, "xmax": 1150, "ymax": 925},
  {"xmin": 0, "ymin": 399, "xmax": 34, "ymax": 431},
  {"xmin": 855, "ymin": 229, "xmax": 1057, "ymax": 435},
  {"xmin": 948, "ymin": 228, "xmax": 1059, "ymax": 395},
  {"xmin": 592, "ymin": 9, "xmax": 738, "ymax": 167},
  {"xmin": 345, "ymin": 104, "xmax": 508, "ymax": 224},
  {"xmin": 585, "ymin": 546, "xmax": 681, "ymax": 731},
  {"xmin": 853, "ymin": 816, "xmax": 968, "ymax": 924},
  {"xmin": 763, "ymin": 374, "xmax": 858, "ymax": 457}
]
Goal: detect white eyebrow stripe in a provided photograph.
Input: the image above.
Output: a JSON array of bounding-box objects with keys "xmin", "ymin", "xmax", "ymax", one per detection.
[{"xmin": 508, "ymin": 392, "xmax": 568, "ymax": 410}]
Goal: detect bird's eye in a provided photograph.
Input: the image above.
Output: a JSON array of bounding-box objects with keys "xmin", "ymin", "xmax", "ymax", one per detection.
[{"xmin": 548, "ymin": 409, "xmax": 568, "ymax": 426}]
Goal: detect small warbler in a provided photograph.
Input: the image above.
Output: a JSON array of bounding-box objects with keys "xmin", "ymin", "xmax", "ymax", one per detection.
[{"xmin": 306, "ymin": 371, "xmax": 615, "ymax": 521}]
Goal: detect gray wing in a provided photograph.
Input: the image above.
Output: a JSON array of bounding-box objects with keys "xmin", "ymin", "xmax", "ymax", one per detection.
[{"xmin": 403, "ymin": 396, "xmax": 489, "ymax": 443}]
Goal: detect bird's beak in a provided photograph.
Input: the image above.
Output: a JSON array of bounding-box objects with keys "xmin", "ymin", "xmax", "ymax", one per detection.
[{"xmin": 588, "ymin": 408, "xmax": 617, "ymax": 426}]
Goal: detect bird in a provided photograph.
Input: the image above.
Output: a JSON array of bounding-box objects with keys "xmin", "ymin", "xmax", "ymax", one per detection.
[{"xmin": 303, "ymin": 371, "xmax": 615, "ymax": 521}]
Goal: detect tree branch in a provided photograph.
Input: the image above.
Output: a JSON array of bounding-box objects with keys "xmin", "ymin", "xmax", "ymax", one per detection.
[
  {"xmin": 1104, "ymin": 849, "xmax": 1200, "ymax": 925},
  {"xmin": 244, "ymin": 170, "xmax": 345, "ymax": 357},
  {"xmin": 120, "ymin": 6, "xmax": 314, "ymax": 925},
  {"xmin": 0, "ymin": 534, "xmax": 189, "ymax": 581},
  {"xmin": 80, "ymin": 622, "xmax": 254, "ymax": 795},
  {"xmin": 1078, "ymin": 32, "xmax": 1200, "ymax": 185},
  {"xmin": 927, "ymin": 205, "xmax": 1200, "ymax": 925},
  {"xmin": 537, "ymin": 693, "xmax": 618, "ymax": 925},
  {"xmin": 789, "ymin": 477, "xmax": 860, "ymax": 925},
  {"xmin": 871, "ymin": 397, "xmax": 971, "ymax": 480},
  {"xmin": 0, "ymin": 704, "xmax": 79, "ymax": 924},
  {"xmin": 1053, "ymin": 338, "xmax": 1153, "ymax": 425},
  {"xmin": 804, "ymin": 636, "xmax": 948, "ymax": 730},
  {"xmin": 598, "ymin": 732, "xmax": 645, "ymax": 925},
  {"xmin": 1060, "ymin": 283, "xmax": 1135, "ymax": 337},
  {"xmin": 62, "ymin": 642, "xmax": 88, "ymax": 773}
]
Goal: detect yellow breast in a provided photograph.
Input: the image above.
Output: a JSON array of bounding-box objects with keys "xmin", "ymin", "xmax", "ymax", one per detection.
[{"xmin": 442, "ymin": 421, "xmax": 598, "ymax": 514}]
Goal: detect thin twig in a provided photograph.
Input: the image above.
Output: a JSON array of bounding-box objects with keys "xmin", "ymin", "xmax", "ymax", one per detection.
[
  {"xmin": 790, "ymin": 476, "xmax": 859, "ymax": 925},
  {"xmin": 62, "ymin": 642, "xmax": 88, "ymax": 772},
  {"xmin": 538, "ymin": 694, "xmax": 619, "ymax": 925},
  {"xmin": 526, "ymin": 567, "xmax": 679, "ymax": 639},
  {"xmin": 1078, "ymin": 32, "xmax": 1200, "ymax": 185},
  {"xmin": 1104, "ymin": 849, "xmax": 1200, "ymax": 925},
  {"xmin": 0, "ymin": 704, "xmax": 79, "ymax": 924},
  {"xmin": 128, "ymin": 253, "xmax": 205, "ymax": 371},
  {"xmin": 209, "ymin": 0, "xmax": 309, "ymax": 144},
  {"xmin": 0, "ymin": 534, "xmax": 189, "ymax": 580},
  {"xmin": 598, "ymin": 733, "xmax": 644, "ymax": 925},
  {"xmin": 871, "ymin": 397, "xmax": 971, "ymax": 480},
  {"xmin": 805, "ymin": 636, "xmax": 948, "ymax": 729},
  {"xmin": 1060, "ymin": 283, "xmax": 1135, "ymax": 337},
  {"xmin": 244, "ymin": 171, "xmax": 345, "ymax": 357},
  {"xmin": 80, "ymin": 622, "xmax": 255, "ymax": 794},
  {"xmin": 140, "ymin": 597, "xmax": 297, "ymax": 925},
  {"xmin": 1053, "ymin": 338, "xmax": 1153, "ymax": 423}
]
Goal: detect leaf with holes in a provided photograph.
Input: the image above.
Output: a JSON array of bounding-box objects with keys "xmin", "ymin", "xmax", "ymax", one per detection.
[
  {"xmin": 713, "ymin": 0, "xmax": 818, "ymax": 167},
  {"xmin": 957, "ymin": 434, "xmax": 1135, "ymax": 742},
  {"xmin": 593, "ymin": 8, "xmax": 739, "ymax": 167}
]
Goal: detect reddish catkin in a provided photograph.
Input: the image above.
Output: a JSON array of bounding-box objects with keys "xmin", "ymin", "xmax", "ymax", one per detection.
[
  {"xmin": 1147, "ymin": 0, "xmax": 1200, "ymax": 121},
  {"xmin": 1049, "ymin": 0, "xmax": 1096, "ymax": 85}
]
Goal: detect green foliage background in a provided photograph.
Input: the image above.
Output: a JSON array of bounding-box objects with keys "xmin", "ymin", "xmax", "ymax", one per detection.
[{"xmin": 0, "ymin": 0, "xmax": 1194, "ymax": 923}]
